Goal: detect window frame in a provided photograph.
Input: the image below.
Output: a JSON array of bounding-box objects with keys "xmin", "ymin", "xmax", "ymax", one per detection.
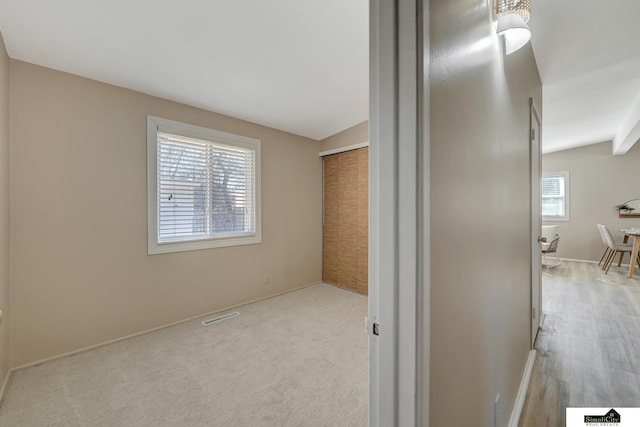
[
  {"xmin": 147, "ymin": 116, "xmax": 262, "ymax": 254},
  {"xmin": 542, "ymin": 170, "xmax": 570, "ymax": 222}
]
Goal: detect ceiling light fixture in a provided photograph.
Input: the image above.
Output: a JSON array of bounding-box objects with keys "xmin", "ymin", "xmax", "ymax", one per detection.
[{"xmin": 496, "ymin": 0, "xmax": 531, "ymax": 55}]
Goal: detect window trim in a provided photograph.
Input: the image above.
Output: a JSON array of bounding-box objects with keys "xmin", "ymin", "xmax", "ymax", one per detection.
[
  {"xmin": 147, "ymin": 116, "xmax": 262, "ymax": 254},
  {"xmin": 542, "ymin": 170, "xmax": 570, "ymax": 222}
]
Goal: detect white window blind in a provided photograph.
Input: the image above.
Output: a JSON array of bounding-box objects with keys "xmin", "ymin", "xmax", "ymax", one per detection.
[
  {"xmin": 542, "ymin": 171, "xmax": 569, "ymax": 220},
  {"xmin": 147, "ymin": 116, "xmax": 261, "ymax": 254},
  {"xmin": 158, "ymin": 132, "xmax": 256, "ymax": 242}
]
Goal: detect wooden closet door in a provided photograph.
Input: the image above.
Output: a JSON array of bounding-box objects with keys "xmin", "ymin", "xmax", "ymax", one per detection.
[
  {"xmin": 356, "ymin": 148, "xmax": 368, "ymax": 295},
  {"xmin": 337, "ymin": 150, "xmax": 358, "ymax": 291},
  {"xmin": 322, "ymin": 147, "xmax": 368, "ymax": 295},
  {"xmin": 322, "ymin": 155, "xmax": 339, "ymax": 285}
]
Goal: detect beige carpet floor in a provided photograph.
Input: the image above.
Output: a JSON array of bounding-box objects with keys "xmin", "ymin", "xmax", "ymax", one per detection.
[{"xmin": 0, "ymin": 284, "xmax": 368, "ymax": 427}]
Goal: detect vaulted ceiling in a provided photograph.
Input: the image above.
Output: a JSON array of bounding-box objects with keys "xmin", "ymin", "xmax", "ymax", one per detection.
[
  {"xmin": 530, "ymin": 0, "xmax": 640, "ymax": 154},
  {"xmin": 1, "ymin": 0, "xmax": 639, "ymax": 152}
]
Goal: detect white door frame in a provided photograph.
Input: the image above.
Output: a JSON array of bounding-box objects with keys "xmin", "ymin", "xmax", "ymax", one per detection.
[
  {"xmin": 530, "ymin": 98, "xmax": 542, "ymax": 346},
  {"xmin": 369, "ymin": 0, "xmax": 429, "ymax": 426}
]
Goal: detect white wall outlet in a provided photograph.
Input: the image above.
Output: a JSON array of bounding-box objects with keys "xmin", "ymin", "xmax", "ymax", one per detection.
[{"xmin": 263, "ymin": 274, "xmax": 270, "ymax": 284}]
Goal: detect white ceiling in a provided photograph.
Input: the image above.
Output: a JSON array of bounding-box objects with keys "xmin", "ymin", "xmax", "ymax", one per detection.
[
  {"xmin": 0, "ymin": 0, "xmax": 369, "ymax": 141},
  {"xmin": 1, "ymin": 1, "xmax": 638, "ymax": 153},
  {"xmin": 529, "ymin": 0, "xmax": 640, "ymax": 154}
]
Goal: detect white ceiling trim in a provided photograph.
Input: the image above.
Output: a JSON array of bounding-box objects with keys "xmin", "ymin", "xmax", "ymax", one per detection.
[{"xmin": 613, "ymin": 93, "xmax": 640, "ymax": 155}]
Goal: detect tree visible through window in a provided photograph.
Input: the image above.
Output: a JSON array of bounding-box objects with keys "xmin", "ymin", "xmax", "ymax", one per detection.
[{"xmin": 148, "ymin": 117, "xmax": 261, "ymax": 254}]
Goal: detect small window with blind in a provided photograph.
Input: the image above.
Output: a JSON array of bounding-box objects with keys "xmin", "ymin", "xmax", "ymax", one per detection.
[
  {"xmin": 542, "ymin": 171, "xmax": 569, "ymax": 221},
  {"xmin": 147, "ymin": 116, "xmax": 261, "ymax": 254}
]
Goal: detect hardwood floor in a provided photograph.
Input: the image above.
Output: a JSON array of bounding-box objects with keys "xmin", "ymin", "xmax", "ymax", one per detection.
[{"xmin": 519, "ymin": 260, "xmax": 640, "ymax": 427}]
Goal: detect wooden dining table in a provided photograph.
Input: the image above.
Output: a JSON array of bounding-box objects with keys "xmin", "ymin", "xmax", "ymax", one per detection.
[{"xmin": 623, "ymin": 229, "xmax": 640, "ymax": 277}]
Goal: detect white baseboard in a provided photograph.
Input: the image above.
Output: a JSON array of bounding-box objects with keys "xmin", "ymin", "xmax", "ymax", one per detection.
[
  {"xmin": 10, "ymin": 281, "xmax": 323, "ymax": 373},
  {"xmin": 558, "ymin": 256, "xmax": 640, "ymax": 268},
  {"xmin": 557, "ymin": 257, "xmax": 598, "ymax": 264},
  {"xmin": 0, "ymin": 368, "xmax": 9, "ymax": 405},
  {"xmin": 507, "ymin": 350, "xmax": 536, "ymax": 427}
]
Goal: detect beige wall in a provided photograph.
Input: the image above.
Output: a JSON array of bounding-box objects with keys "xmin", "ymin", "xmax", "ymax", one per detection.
[
  {"xmin": 319, "ymin": 120, "xmax": 368, "ymax": 153},
  {"xmin": 429, "ymin": 1, "xmax": 542, "ymax": 425},
  {"xmin": 0, "ymin": 34, "xmax": 10, "ymax": 386},
  {"xmin": 9, "ymin": 60, "xmax": 322, "ymax": 367},
  {"xmin": 543, "ymin": 141, "xmax": 640, "ymax": 261}
]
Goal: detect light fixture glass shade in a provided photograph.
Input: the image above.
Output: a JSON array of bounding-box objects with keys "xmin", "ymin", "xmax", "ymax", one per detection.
[{"xmin": 496, "ymin": 12, "xmax": 531, "ymax": 55}]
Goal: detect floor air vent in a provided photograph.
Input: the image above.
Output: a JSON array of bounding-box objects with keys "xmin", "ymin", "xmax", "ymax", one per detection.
[{"xmin": 201, "ymin": 311, "xmax": 240, "ymax": 326}]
